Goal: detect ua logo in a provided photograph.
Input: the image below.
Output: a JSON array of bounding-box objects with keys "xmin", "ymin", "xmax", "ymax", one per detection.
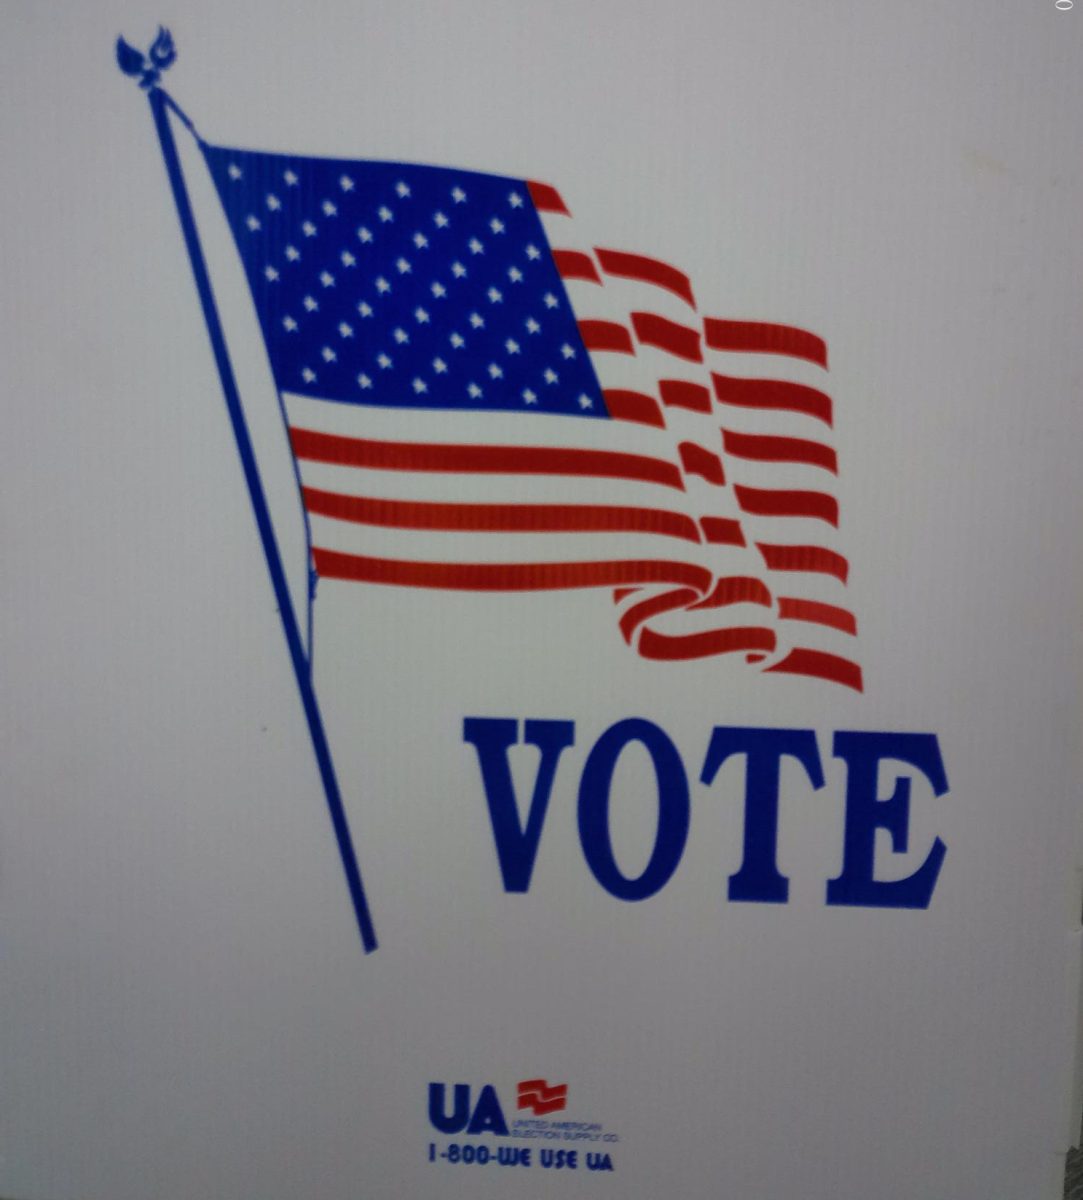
[{"xmin": 428, "ymin": 1083, "xmax": 509, "ymax": 1136}]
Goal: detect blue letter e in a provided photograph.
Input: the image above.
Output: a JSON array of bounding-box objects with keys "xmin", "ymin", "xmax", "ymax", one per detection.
[{"xmin": 827, "ymin": 732, "xmax": 948, "ymax": 910}]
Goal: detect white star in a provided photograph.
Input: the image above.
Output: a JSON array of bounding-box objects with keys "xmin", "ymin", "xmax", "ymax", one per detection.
[
  {"xmin": 266, "ymin": 194, "xmax": 281, "ymax": 211},
  {"xmin": 469, "ymin": 312, "xmax": 485, "ymax": 329},
  {"xmin": 522, "ymin": 388, "xmax": 538, "ymax": 405},
  {"xmin": 357, "ymin": 226, "xmax": 373, "ymax": 243},
  {"xmin": 393, "ymin": 327, "xmax": 409, "ymax": 344},
  {"xmin": 321, "ymin": 346, "xmax": 336, "ymax": 362},
  {"xmin": 451, "ymin": 261, "xmax": 467, "ymax": 278},
  {"xmin": 525, "ymin": 317, "xmax": 541, "ymax": 334},
  {"xmin": 505, "ymin": 338, "xmax": 520, "ymax": 354},
  {"xmin": 322, "ymin": 200, "xmax": 338, "ymax": 217},
  {"xmin": 413, "ymin": 232, "xmax": 429, "ymax": 249},
  {"xmin": 303, "ymin": 295, "xmax": 319, "ymax": 311},
  {"xmin": 227, "ymin": 163, "xmax": 243, "ymax": 180},
  {"xmin": 560, "ymin": 342, "xmax": 576, "ymax": 359},
  {"xmin": 508, "ymin": 191, "xmax": 524, "ymax": 208},
  {"xmin": 319, "ymin": 271, "xmax": 335, "ymax": 287},
  {"xmin": 451, "ymin": 186, "xmax": 467, "ymax": 203},
  {"xmin": 340, "ymin": 175, "xmax": 355, "ymax": 191},
  {"xmin": 434, "ymin": 211, "xmax": 449, "ymax": 228},
  {"xmin": 302, "ymin": 367, "xmax": 316, "ymax": 383},
  {"xmin": 433, "ymin": 357, "xmax": 448, "ymax": 373},
  {"xmin": 246, "ymin": 215, "xmax": 261, "ymax": 231},
  {"xmin": 375, "ymin": 276, "xmax": 391, "ymax": 293},
  {"xmin": 468, "ymin": 237, "xmax": 484, "ymax": 255},
  {"xmin": 544, "ymin": 368, "xmax": 559, "ymax": 384},
  {"xmin": 285, "ymin": 245, "xmax": 301, "ymax": 261},
  {"xmin": 341, "ymin": 250, "xmax": 356, "ymax": 267},
  {"xmin": 302, "ymin": 220, "xmax": 317, "ymax": 237},
  {"xmin": 282, "ymin": 315, "xmax": 298, "ymax": 331},
  {"xmin": 395, "ymin": 257, "xmax": 412, "ymax": 274},
  {"xmin": 357, "ymin": 372, "xmax": 372, "ymax": 389},
  {"xmin": 578, "ymin": 393, "xmax": 593, "ymax": 409},
  {"xmin": 338, "ymin": 321, "xmax": 354, "ymax": 338},
  {"xmin": 488, "ymin": 363, "xmax": 504, "ymax": 379},
  {"xmin": 467, "ymin": 382, "xmax": 483, "ymax": 399},
  {"xmin": 489, "ymin": 217, "xmax": 505, "ymax": 234},
  {"xmin": 358, "ymin": 301, "xmax": 374, "ymax": 317},
  {"xmin": 507, "ymin": 266, "xmax": 523, "ymax": 282},
  {"xmin": 283, "ymin": 169, "xmax": 298, "ymax": 186},
  {"xmin": 377, "ymin": 353, "xmax": 393, "ymax": 369},
  {"xmin": 395, "ymin": 180, "xmax": 411, "ymax": 198},
  {"xmin": 543, "ymin": 292, "xmax": 559, "ymax": 309},
  {"xmin": 487, "ymin": 286, "xmax": 503, "ymax": 303},
  {"xmin": 526, "ymin": 244, "xmax": 541, "ymax": 260},
  {"xmin": 414, "ymin": 307, "xmax": 430, "ymax": 324},
  {"xmin": 431, "ymin": 281, "xmax": 447, "ymax": 298},
  {"xmin": 378, "ymin": 205, "xmax": 394, "ymax": 223},
  {"xmin": 264, "ymin": 266, "xmax": 279, "ymax": 281},
  {"xmin": 412, "ymin": 377, "xmax": 427, "ymax": 394},
  {"xmin": 449, "ymin": 332, "xmax": 466, "ymax": 348}
]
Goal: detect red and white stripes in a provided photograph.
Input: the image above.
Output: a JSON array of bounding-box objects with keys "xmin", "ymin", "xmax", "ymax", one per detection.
[{"xmin": 535, "ymin": 181, "xmax": 861, "ymax": 689}]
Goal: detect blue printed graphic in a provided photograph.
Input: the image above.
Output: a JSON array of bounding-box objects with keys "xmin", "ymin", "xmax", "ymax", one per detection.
[{"xmin": 203, "ymin": 147, "xmax": 607, "ymax": 416}]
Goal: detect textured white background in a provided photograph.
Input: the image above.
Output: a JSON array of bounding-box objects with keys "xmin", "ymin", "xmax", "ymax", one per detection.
[{"xmin": 2, "ymin": 2, "xmax": 1082, "ymax": 1198}]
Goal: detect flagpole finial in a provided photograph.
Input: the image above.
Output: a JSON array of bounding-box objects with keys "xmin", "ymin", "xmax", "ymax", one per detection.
[{"xmin": 116, "ymin": 26, "xmax": 176, "ymax": 90}]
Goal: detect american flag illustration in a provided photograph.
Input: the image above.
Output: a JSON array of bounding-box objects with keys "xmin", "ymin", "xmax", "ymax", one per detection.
[
  {"xmin": 202, "ymin": 146, "xmax": 859, "ymax": 690},
  {"xmin": 517, "ymin": 1079, "xmax": 569, "ymax": 1116},
  {"xmin": 121, "ymin": 23, "xmax": 862, "ymax": 951}
]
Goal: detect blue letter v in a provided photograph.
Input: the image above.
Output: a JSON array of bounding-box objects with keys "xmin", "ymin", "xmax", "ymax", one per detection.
[{"xmin": 463, "ymin": 718, "xmax": 575, "ymax": 892}]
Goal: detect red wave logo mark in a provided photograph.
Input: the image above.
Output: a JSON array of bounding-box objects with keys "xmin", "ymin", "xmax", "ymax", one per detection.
[{"xmin": 517, "ymin": 1079, "xmax": 569, "ymax": 1116}]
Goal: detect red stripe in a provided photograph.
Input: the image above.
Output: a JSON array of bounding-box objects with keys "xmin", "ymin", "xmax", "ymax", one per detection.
[
  {"xmin": 699, "ymin": 516, "xmax": 745, "ymax": 545},
  {"xmin": 303, "ymin": 487, "xmax": 701, "ymax": 541},
  {"xmin": 613, "ymin": 587, "xmax": 640, "ymax": 603},
  {"xmin": 578, "ymin": 320, "xmax": 635, "ymax": 354},
  {"xmin": 289, "ymin": 428, "xmax": 683, "ymax": 489},
  {"xmin": 313, "ymin": 551, "xmax": 712, "ymax": 592},
  {"xmin": 678, "ymin": 442, "xmax": 725, "ymax": 485},
  {"xmin": 757, "ymin": 543, "xmax": 849, "ymax": 582},
  {"xmin": 689, "ymin": 576, "xmax": 773, "ymax": 609},
  {"xmin": 778, "ymin": 597, "xmax": 857, "ymax": 635},
  {"xmin": 517, "ymin": 1081, "xmax": 568, "ymax": 1106},
  {"xmin": 631, "ymin": 312, "xmax": 703, "ymax": 362},
  {"xmin": 722, "ymin": 430, "xmax": 837, "ymax": 473},
  {"xmin": 734, "ymin": 485, "xmax": 839, "ymax": 525},
  {"xmin": 637, "ymin": 625, "xmax": 777, "ymax": 661},
  {"xmin": 518, "ymin": 1081, "xmax": 568, "ymax": 1102},
  {"xmin": 552, "ymin": 249, "xmax": 601, "ymax": 283},
  {"xmin": 619, "ymin": 587, "xmax": 699, "ymax": 643},
  {"xmin": 595, "ymin": 248, "xmax": 696, "ymax": 308},
  {"xmin": 519, "ymin": 1096, "xmax": 566, "ymax": 1116},
  {"xmin": 527, "ymin": 181, "xmax": 570, "ymax": 214},
  {"xmin": 766, "ymin": 648, "xmax": 863, "ymax": 691},
  {"xmin": 703, "ymin": 319, "xmax": 827, "ymax": 368},
  {"xmin": 659, "ymin": 379, "xmax": 712, "ymax": 413},
  {"xmin": 603, "ymin": 389, "xmax": 665, "ymax": 428},
  {"xmin": 711, "ymin": 373, "xmax": 832, "ymax": 426}
]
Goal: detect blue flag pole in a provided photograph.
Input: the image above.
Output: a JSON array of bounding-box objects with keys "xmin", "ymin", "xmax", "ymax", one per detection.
[{"xmin": 119, "ymin": 30, "xmax": 378, "ymax": 953}]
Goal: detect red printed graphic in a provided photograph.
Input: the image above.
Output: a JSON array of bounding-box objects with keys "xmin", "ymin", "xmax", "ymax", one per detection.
[{"xmin": 517, "ymin": 1079, "xmax": 569, "ymax": 1116}]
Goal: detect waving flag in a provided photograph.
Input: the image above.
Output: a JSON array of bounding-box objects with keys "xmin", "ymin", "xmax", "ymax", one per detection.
[
  {"xmin": 201, "ymin": 145, "xmax": 861, "ymax": 690},
  {"xmin": 128, "ymin": 31, "xmax": 861, "ymax": 952}
]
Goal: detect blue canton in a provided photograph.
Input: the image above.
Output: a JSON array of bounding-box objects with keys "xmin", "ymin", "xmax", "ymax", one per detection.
[{"xmin": 204, "ymin": 146, "xmax": 608, "ymax": 419}]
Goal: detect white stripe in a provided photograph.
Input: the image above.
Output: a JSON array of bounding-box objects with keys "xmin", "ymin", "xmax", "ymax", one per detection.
[
  {"xmin": 295, "ymin": 456, "xmax": 684, "ymax": 508},
  {"xmin": 307, "ymin": 514, "xmax": 716, "ymax": 569},
  {"xmin": 282, "ymin": 391, "xmax": 670, "ymax": 456}
]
